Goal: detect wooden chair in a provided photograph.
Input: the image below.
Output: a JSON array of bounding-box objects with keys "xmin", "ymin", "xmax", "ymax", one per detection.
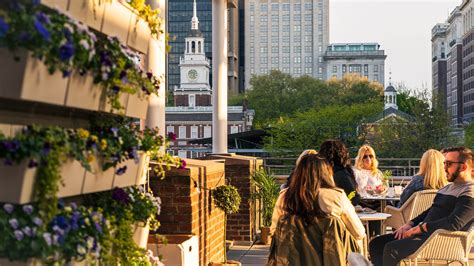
[
  {"xmin": 404, "ymin": 224, "xmax": 474, "ymax": 266},
  {"xmin": 384, "ymin": 190, "xmax": 437, "ymax": 230}
]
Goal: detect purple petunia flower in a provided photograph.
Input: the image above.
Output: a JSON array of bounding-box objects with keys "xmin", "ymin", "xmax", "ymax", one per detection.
[
  {"xmin": 9, "ymin": 218, "xmax": 19, "ymax": 229},
  {"xmin": 2, "ymin": 140, "xmax": 20, "ymax": 152},
  {"xmin": 179, "ymin": 159, "xmax": 187, "ymax": 169},
  {"xmin": 33, "ymin": 217, "xmax": 43, "ymax": 226},
  {"xmin": 3, "ymin": 203, "xmax": 14, "ymax": 214},
  {"xmin": 111, "ymin": 86, "xmax": 120, "ymax": 94},
  {"xmin": 22, "ymin": 226, "xmax": 32, "ymax": 237},
  {"xmin": 167, "ymin": 132, "xmax": 177, "ymax": 141},
  {"xmin": 28, "ymin": 159, "xmax": 38, "ymax": 168},
  {"xmin": 41, "ymin": 142, "xmax": 51, "ymax": 156},
  {"xmin": 22, "ymin": 205, "xmax": 34, "ymax": 215},
  {"xmin": 14, "ymin": 230, "xmax": 24, "ymax": 241},
  {"xmin": 34, "ymin": 19, "xmax": 50, "ymax": 41},
  {"xmin": 0, "ymin": 17, "xmax": 9, "ymax": 38},
  {"xmin": 43, "ymin": 232, "xmax": 52, "ymax": 246},
  {"xmin": 18, "ymin": 31, "xmax": 32, "ymax": 42},
  {"xmin": 116, "ymin": 166, "xmax": 127, "ymax": 176},
  {"xmin": 59, "ymin": 42, "xmax": 75, "ymax": 61},
  {"xmin": 35, "ymin": 12, "xmax": 50, "ymax": 24},
  {"xmin": 111, "ymin": 187, "xmax": 129, "ymax": 205},
  {"xmin": 62, "ymin": 70, "xmax": 71, "ymax": 78},
  {"xmin": 111, "ymin": 127, "xmax": 119, "ymax": 137},
  {"xmin": 32, "ymin": 0, "xmax": 40, "ymax": 6},
  {"xmin": 94, "ymin": 222, "xmax": 102, "ymax": 233},
  {"xmin": 53, "ymin": 215, "xmax": 68, "ymax": 229}
]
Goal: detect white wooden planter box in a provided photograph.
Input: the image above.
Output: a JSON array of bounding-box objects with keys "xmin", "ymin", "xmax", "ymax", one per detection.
[
  {"xmin": 112, "ymin": 153, "xmax": 149, "ymax": 188},
  {"xmin": 82, "ymin": 158, "xmax": 115, "ymax": 194},
  {"xmin": 101, "ymin": 0, "xmax": 132, "ymax": 44},
  {"xmin": 127, "ymin": 14, "xmax": 151, "ymax": 53},
  {"xmin": 41, "ymin": 0, "xmax": 69, "ymax": 13},
  {"xmin": 0, "ymin": 159, "xmax": 85, "ymax": 204},
  {"xmin": 67, "ymin": 0, "xmax": 105, "ymax": 32},
  {"xmin": 132, "ymin": 222, "xmax": 150, "ymax": 249},
  {"xmin": 0, "ymin": 49, "xmax": 68, "ymax": 106},
  {"xmin": 65, "ymin": 72, "xmax": 102, "ymax": 111},
  {"xmin": 99, "ymin": 92, "xmax": 128, "ymax": 115},
  {"xmin": 125, "ymin": 94, "xmax": 149, "ymax": 119}
]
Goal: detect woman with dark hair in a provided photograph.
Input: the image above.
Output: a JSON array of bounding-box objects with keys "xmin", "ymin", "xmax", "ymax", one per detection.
[
  {"xmin": 270, "ymin": 153, "xmax": 365, "ymax": 239},
  {"xmin": 319, "ymin": 139, "xmax": 360, "ymax": 206}
]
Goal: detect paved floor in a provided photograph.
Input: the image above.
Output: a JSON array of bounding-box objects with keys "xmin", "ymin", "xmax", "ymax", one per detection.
[
  {"xmin": 227, "ymin": 244, "xmax": 270, "ymax": 266},
  {"xmin": 228, "ymin": 244, "xmax": 473, "ymax": 266}
]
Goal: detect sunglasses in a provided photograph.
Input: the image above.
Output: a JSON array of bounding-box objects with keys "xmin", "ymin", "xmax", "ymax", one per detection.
[
  {"xmin": 363, "ymin": 154, "xmax": 374, "ymax": 160},
  {"xmin": 443, "ymin": 160, "xmax": 465, "ymax": 167}
]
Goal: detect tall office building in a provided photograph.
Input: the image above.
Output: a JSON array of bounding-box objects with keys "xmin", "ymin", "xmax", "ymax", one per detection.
[
  {"xmin": 446, "ymin": 7, "xmax": 463, "ymax": 126},
  {"xmin": 324, "ymin": 43, "xmax": 386, "ymax": 85},
  {"xmin": 431, "ymin": 23, "xmax": 449, "ymax": 111},
  {"xmin": 244, "ymin": 0, "xmax": 330, "ymax": 89},
  {"xmin": 167, "ymin": 0, "xmax": 241, "ymax": 96},
  {"xmin": 461, "ymin": 0, "xmax": 474, "ymax": 122}
]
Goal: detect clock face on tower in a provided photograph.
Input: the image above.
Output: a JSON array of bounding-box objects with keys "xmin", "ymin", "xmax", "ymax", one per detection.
[{"xmin": 188, "ymin": 69, "xmax": 198, "ymax": 81}]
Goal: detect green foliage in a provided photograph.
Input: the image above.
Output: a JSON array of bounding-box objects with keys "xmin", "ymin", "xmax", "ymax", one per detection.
[
  {"xmin": 265, "ymin": 102, "xmax": 383, "ymax": 155},
  {"xmin": 128, "ymin": 0, "xmax": 163, "ymax": 37},
  {"xmin": 246, "ymin": 71, "xmax": 383, "ymax": 127},
  {"xmin": 212, "ymin": 185, "xmax": 241, "ymax": 215},
  {"xmin": 464, "ymin": 123, "xmax": 474, "ymax": 149},
  {"xmin": 250, "ymin": 169, "xmax": 280, "ymax": 227},
  {"xmin": 370, "ymin": 87, "xmax": 457, "ymax": 158}
]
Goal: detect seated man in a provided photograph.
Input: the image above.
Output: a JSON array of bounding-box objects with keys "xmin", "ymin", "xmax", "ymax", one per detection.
[{"xmin": 369, "ymin": 146, "xmax": 474, "ymax": 266}]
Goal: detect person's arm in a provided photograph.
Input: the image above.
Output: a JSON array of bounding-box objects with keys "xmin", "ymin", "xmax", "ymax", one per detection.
[
  {"xmin": 339, "ymin": 192, "xmax": 366, "ymax": 240},
  {"xmin": 399, "ymin": 176, "xmax": 421, "ymax": 206},
  {"xmin": 410, "ymin": 207, "xmax": 431, "ymax": 225},
  {"xmin": 424, "ymin": 195, "xmax": 474, "ymax": 233},
  {"xmin": 333, "ymin": 172, "xmax": 360, "ymax": 205},
  {"xmin": 270, "ymin": 190, "xmax": 287, "ymax": 235}
]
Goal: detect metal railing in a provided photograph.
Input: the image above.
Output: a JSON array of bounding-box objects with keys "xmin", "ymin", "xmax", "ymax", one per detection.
[{"xmin": 263, "ymin": 157, "xmax": 421, "ymax": 183}]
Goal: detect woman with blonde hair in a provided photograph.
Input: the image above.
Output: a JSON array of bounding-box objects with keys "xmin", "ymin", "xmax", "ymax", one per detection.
[
  {"xmin": 353, "ymin": 145, "xmax": 384, "ymax": 194},
  {"xmin": 398, "ymin": 149, "xmax": 447, "ymax": 206}
]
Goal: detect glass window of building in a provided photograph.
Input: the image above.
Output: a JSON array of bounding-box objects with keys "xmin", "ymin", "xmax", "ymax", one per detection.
[
  {"xmin": 271, "ymin": 3, "xmax": 279, "ymax": 10},
  {"xmin": 261, "ymin": 16, "xmax": 268, "ymax": 23},
  {"xmin": 250, "ymin": 68, "xmax": 255, "ymax": 74},
  {"xmin": 260, "ymin": 37, "xmax": 268, "ymax": 43},
  {"xmin": 179, "ymin": 126, "xmax": 186, "ymax": 139},
  {"xmin": 230, "ymin": 125, "xmax": 239, "ymax": 134},
  {"xmin": 305, "ymin": 56, "xmax": 312, "ymax": 63},
  {"xmin": 204, "ymin": 126, "xmax": 211, "ymax": 138},
  {"xmin": 294, "ymin": 57, "xmax": 301, "ymax": 63},
  {"xmin": 374, "ymin": 65, "xmax": 379, "ymax": 72},
  {"xmin": 294, "ymin": 25, "xmax": 301, "ymax": 32},
  {"xmin": 364, "ymin": 64, "xmax": 368, "ymax": 73},
  {"xmin": 318, "ymin": 67, "xmax": 323, "ymax": 74},
  {"xmin": 305, "ymin": 14, "xmax": 312, "ymax": 21},
  {"xmin": 260, "ymin": 57, "xmax": 268, "ymax": 64},
  {"xmin": 178, "ymin": 150, "xmax": 187, "ymax": 158},
  {"xmin": 374, "ymin": 74, "xmax": 379, "ymax": 81},
  {"xmin": 166, "ymin": 126, "xmax": 174, "ymax": 134},
  {"xmin": 294, "ymin": 14, "xmax": 301, "ymax": 21},
  {"xmin": 260, "ymin": 47, "xmax": 268, "ymax": 53},
  {"xmin": 272, "ymin": 25, "xmax": 279, "ymax": 32},
  {"xmin": 250, "ymin": 46, "xmax": 254, "ymax": 53},
  {"xmin": 318, "ymin": 46, "xmax": 322, "ymax": 52},
  {"xmin": 305, "ymin": 46, "xmax": 312, "ymax": 52},
  {"xmin": 261, "ymin": 68, "xmax": 268, "ymax": 74},
  {"xmin": 260, "ymin": 4, "xmax": 268, "ymax": 11},
  {"xmin": 318, "ymin": 57, "xmax": 323, "ymax": 63},
  {"xmin": 272, "ymin": 15, "xmax": 279, "ymax": 22},
  {"xmin": 305, "ymin": 25, "xmax": 312, "ymax": 32},
  {"xmin": 283, "ymin": 67, "xmax": 290, "ymax": 73},
  {"xmin": 271, "ymin": 46, "xmax": 279, "ymax": 53},
  {"xmin": 342, "ymin": 65, "xmax": 346, "ymax": 73},
  {"xmin": 332, "ymin": 66, "xmax": 337, "ymax": 73},
  {"xmin": 250, "ymin": 3, "xmax": 254, "ymax": 11},
  {"xmin": 305, "ymin": 67, "xmax": 312, "ymax": 74},
  {"xmin": 304, "ymin": 36, "xmax": 311, "ymax": 42},
  {"xmin": 272, "ymin": 57, "xmax": 279, "ymax": 64},
  {"xmin": 305, "ymin": 3, "xmax": 313, "ymax": 9},
  {"xmin": 283, "ymin": 46, "xmax": 290, "ymax": 53},
  {"xmin": 294, "ymin": 4, "xmax": 301, "ymax": 10},
  {"xmin": 294, "ymin": 67, "xmax": 302, "ymax": 74},
  {"xmin": 283, "ymin": 36, "xmax": 290, "ymax": 42},
  {"xmin": 282, "ymin": 3, "xmax": 290, "ymax": 11},
  {"xmin": 294, "ymin": 46, "xmax": 301, "ymax": 53},
  {"xmin": 191, "ymin": 126, "xmax": 198, "ymax": 139},
  {"xmin": 283, "ymin": 57, "xmax": 290, "ymax": 63}
]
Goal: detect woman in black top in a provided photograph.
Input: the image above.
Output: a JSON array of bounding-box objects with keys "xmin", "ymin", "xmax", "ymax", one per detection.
[{"xmin": 319, "ymin": 139, "xmax": 360, "ymax": 206}]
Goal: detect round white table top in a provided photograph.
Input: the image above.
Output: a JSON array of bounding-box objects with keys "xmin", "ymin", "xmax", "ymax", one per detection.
[{"xmin": 357, "ymin": 212, "xmax": 392, "ymax": 221}]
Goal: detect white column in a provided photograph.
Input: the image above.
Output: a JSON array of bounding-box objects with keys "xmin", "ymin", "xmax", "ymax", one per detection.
[
  {"xmin": 145, "ymin": 0, "xmax": 166, "ymax": 137},
  {"xmin": 212, "ymin": 0, "xmax": 228, "ymax": 154}
]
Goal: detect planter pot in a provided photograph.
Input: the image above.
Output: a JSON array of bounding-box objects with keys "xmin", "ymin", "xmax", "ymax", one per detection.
[
  {"xmin": 135, "ymin": 154, "xmax": 150, "ymax": 186},
  {"xmin": 65, "ymin": 72, "xmax": 102, "ymax": 111},
  {"xmin": 0, "ymin": 159, "xmax": 85, "ymax": 204},
  {"xmin": 127, "ymin": 14, "xmax": 151, "ymax": 53},
  {"xmin": 41, "ymin": 0, "xmax": 69, "ymax": 13},
  {"xmin": 132, "ymin": 222, "xmax": 150, "ymax": 249},
  {"xmin": 113, "ymin": 153, "xmax": 149, "ymax": 188},
  {"xmin": 209, "ymin": 261, "xmax": 241, "ymax": 266},
  {"xmin": 99, "ymin": 92, "xmax": 128, "ymax": 115},
  {"xmin": 125, "ymin": 94, "xmax": 148, "ymax": 119},
  {"xmin": 0, "ymin": 49, "xmax": 68, "ymax": 106},
  {"xmin": 57, "ymin": 159, "xmax": 86, "ymax": 198},
  {"xmin": 260, "ymin": 227, "xmax": 271, "ymax": 245},
  {"xmin": 82, "ymin": 159, "xmax": 115, "ymax": 194},
  {"xmin": 101, "ymin": 0, "xmax": 132, "ymax": 44},
  {"xmin": 0, "ymin": 259, "xmax": 41, "ymax": 266},
  {"xmin": 68, "ymin": 0, "xmax": 106, "ymax": 32},
  {"xmin": 0, "ymin": 124, "xmax": 11, "ymax": 137}
]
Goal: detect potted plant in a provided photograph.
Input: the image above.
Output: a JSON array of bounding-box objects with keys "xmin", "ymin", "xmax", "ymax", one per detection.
[
  {"xmin": 211, "ymin": 185, "xmax": 241, "ymax": 266},
  {"xmin": 250, "ymin": 169, "xmax": 280, "ymax": 245}
]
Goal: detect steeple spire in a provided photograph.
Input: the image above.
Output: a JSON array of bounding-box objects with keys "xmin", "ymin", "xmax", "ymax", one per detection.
[{"xmin": 191, "ymin": 0, "xmax": 199, "ymax": 30}]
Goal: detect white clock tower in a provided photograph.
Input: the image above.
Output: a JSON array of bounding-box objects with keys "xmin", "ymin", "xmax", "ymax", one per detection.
[{"xmin": 174, "ymin": 0, "xmax": 212, "ymax": 107}]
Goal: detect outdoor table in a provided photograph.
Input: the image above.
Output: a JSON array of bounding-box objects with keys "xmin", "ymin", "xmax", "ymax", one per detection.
[
  {"xmin": 357, "ymin": 212, "xmax": 392, "ymax": 258},
  {"xmin": 360, "ymin": 195, "xmax": 400, "ymax": 211}
]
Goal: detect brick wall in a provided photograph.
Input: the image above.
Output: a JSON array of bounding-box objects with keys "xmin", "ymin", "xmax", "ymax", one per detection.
[
  {"xmin": 150, "ymin": 159, "xmax": 226, "ymax": 266},
  {"xmin": 205, "ymin": 154, "xmax": 263, "ymax": 243}
]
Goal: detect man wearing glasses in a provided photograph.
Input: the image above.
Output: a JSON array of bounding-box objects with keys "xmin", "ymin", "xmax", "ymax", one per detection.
[{"xmin": 369, "ymin": 146, "xmax": 474, "ymax": 266}]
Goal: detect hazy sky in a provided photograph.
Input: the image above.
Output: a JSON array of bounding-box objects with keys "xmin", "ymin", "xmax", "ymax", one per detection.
[{"xmin": 330, "ymin": 0, "xmax": 460, "ymax": 90}]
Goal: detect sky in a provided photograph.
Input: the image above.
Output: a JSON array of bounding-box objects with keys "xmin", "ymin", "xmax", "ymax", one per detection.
[{"xmin": 330, "ymin": 0, "xmax": 460, "ymax": 90}]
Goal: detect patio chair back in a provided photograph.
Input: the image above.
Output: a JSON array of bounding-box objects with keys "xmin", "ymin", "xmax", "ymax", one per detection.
[{"xmin": 403, "ymin": 189, "xmax": 437, "ymax": 222}]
